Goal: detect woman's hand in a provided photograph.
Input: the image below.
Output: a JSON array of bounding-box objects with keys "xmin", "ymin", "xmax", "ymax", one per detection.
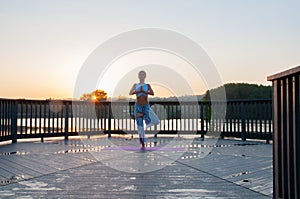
[{"xmin": 140, "ymin": 86, "xmax": 146, "ymax": 93}]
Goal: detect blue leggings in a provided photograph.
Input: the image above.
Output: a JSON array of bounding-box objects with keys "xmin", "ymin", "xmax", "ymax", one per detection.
[{"xmin": 134, "ymin": 103, "xmax": 151, "ymax": 141}]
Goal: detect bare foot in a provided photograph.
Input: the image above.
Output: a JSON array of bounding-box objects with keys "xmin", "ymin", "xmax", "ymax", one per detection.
[{"xmin": 139, "ymin": 137, "xmax": 145, "ymax": 149}]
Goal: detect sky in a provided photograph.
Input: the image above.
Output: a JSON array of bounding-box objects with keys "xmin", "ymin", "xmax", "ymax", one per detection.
[{"xmin": 0, "ymin": 0, "xmax": 300, "ymax": 99}]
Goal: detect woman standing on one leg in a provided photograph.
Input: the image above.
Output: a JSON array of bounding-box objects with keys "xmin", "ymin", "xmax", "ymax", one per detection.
[{"xmin": 129, "ymin": 70, "xmax": 154, "ymax": 148}]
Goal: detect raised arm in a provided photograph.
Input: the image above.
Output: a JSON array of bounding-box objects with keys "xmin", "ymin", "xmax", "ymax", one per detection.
[
  {"xmin": 147, "ymin": 84, "xmax": 154, "ymax": 96},
  {"xmin": 129, "ymin": 84, "xmax": 136, "ymax": 95}
]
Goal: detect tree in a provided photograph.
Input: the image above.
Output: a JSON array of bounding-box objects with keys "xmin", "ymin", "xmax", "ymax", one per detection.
[{"xmin": 80, "ymin": 90, "xmax": 108, "ymax": 101}]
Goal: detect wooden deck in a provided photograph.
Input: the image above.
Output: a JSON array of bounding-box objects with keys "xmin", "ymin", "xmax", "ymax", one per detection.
[{"xmin": 0, "ymin": 136, "xmax": 272, "ymax": 198}]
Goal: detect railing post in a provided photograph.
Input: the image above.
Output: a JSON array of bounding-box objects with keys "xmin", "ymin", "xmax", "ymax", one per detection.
[
  {"xmin": 200, "ymin": 103, "xmax": 205, "ymax": 141},
  {"xmin": 108, "ymin": 102, "xmax": 112, "ymax": 138},
  {"xmin": 64, "ymin": 102, "xmax": 69, "ymax": 141},
  {"xmin": 11, "ymin": 101, "xmax": 18, "ymax": 143},
  {"xmin": 241, "ymin": 102, "xmax": 246, "ymax": 141}
]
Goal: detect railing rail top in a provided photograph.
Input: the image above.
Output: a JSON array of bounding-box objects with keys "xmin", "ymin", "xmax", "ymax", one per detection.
[
  {"xmin": 0, "ymin": 98, "xmax": 272, "ymax": 104},
  {"xmin": 267, "ymin": 65, "xmax": 300, "ymax": 81}
]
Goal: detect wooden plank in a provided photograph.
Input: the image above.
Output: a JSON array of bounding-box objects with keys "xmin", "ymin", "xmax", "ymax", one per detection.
[
  {"xmin": 4, "ymin": 155, "xmax": 58, "ymax": 174},
  {"xmin": 0, "ymin": 157, "xmax": 41, "ymax": 177}
]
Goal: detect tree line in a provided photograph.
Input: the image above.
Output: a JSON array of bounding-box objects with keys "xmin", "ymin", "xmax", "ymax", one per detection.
[
  {"xmin": 80, "ymin": 83, "xmax": 272, "ymax": 102},
  {"xmin": 202, "ymin": 83, "xmax": 272, "ymax": 101}
]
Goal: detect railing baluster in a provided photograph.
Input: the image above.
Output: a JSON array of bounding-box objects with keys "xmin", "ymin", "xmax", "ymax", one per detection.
[
  {"xmin": 48, "ymin": 102, "xmax": 50, "ymax": 134},
  {"xmin": 38, "ymin": 103, "xmax": 42, "ymax": 142},
  {"xmin": 34, "ymin": 103, "xmax": 37, "ymax": 135},
  {"xmin": 200, "ymin": 103, "xmax": 205, "ymax": 140},
  {"xmin": 0, "ymin": 101, "xmax": 2, "ymax": 138},
  {"xmin": 65, "ymin": 101, "xmax": 69, "ymax": 141},
  {"xmin": 108, "ymin": 102, "xmax": 112, "ymax": 138},
  {"xmin": 75, "ymin": 103, "xmax": 78, "ymax": 134},
  {"xmin": 42, "ymin": 102, "xmax": 46, "ymax": 141},
  {"xmin": 5, "ymin": 101, "xmax": 7, "ymax": 138},
  {"xmin": 11, "ymin": 101, "xmax": 18, "ymax": 143}
]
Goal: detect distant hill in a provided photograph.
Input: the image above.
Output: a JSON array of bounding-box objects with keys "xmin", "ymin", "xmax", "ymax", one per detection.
[
  {"xmin": 118, "ymin": 95, "xmax": 204, "ymax": 102},
  {"xmin": 150, "ymin": 95, "xmax": 204, "ymax": 102},
  {"xmin": 202, "ymin": 83, "xmax": 272, "ymax": 101}
]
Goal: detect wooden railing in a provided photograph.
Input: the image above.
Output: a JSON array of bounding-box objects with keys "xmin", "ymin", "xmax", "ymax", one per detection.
[
  {"xmin": 0, "ymin": 99, "xmax": 272, "ymax": 143},
  {"xmin": 268, "ymin": 66, "xmax": 300, "ymax": 199}
]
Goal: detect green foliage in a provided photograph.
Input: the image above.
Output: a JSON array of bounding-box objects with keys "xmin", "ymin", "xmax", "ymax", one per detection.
[{"xmin": 203, "ymin": 83, "xmax": 272, "ymax": 101}]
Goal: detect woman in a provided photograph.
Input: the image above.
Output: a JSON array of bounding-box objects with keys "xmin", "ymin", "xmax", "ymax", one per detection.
[{"xmin": 129, "ymin": 70, "xmax": 154, "ymax": 148}]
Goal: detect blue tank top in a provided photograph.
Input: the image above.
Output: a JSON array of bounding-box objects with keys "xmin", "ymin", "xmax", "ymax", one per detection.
[{"xmin": 136, "ymin": 83, "xmax": 148, "ymax": 97}]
